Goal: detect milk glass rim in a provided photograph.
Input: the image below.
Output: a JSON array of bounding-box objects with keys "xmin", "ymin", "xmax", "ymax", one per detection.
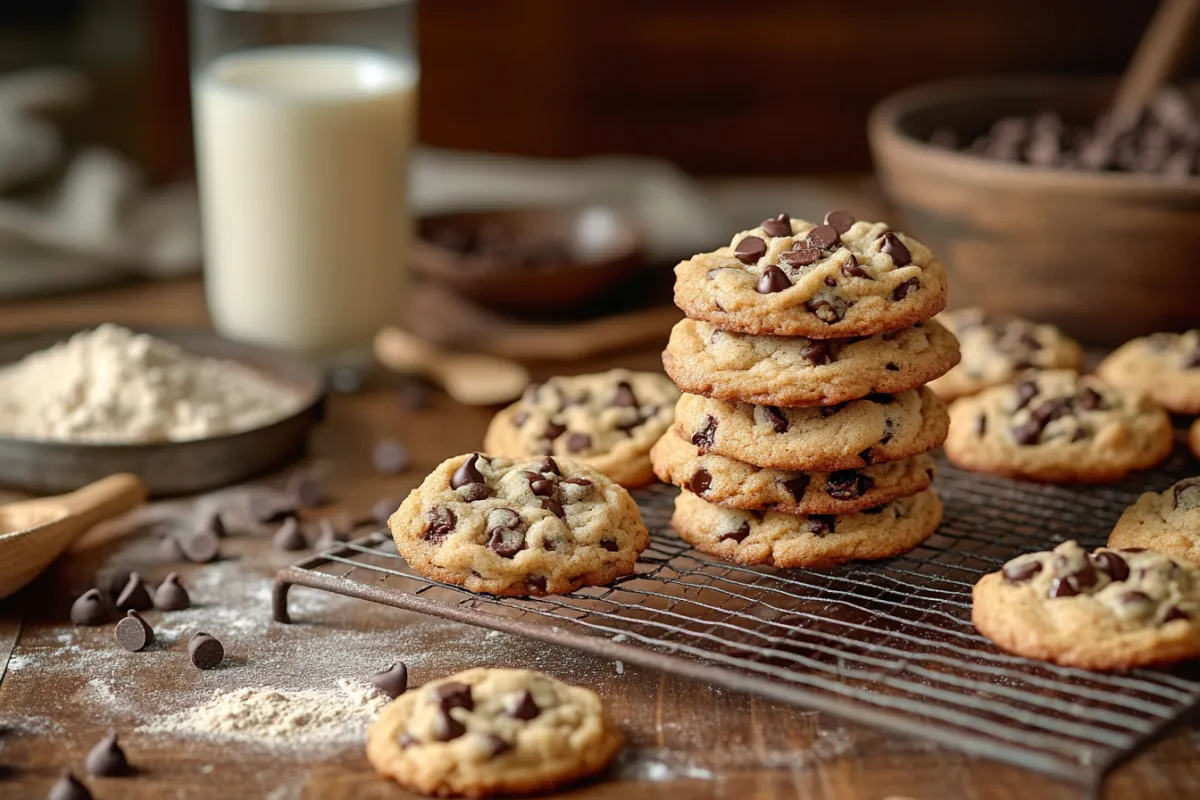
[{"xmin": 194, "ymin": 0, "xmax": 414, "ymax": 12}]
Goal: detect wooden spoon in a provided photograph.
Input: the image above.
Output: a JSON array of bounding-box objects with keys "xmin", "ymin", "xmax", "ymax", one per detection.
[
  {"xmin": 0, "ymin": 473, "xmax": 147, "ymax": 599},
  {"xmin": 374, "ymin": 326, "xmax": 530, "ymax": 406},
  {"xmin": 1108, "ymin": 0, "xmax": 1199, "ymax": 130}
]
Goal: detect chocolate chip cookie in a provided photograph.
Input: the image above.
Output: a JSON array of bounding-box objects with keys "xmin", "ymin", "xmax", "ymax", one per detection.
[
  {"xmin": 927, "ymin": 307, "xmax": 1084, "ymax": 402},
  {"xmin": 1096, "ymin": 330, "xmax": 1200, "ymax": 415},
  {"xmin": 663, "ymin": 317, "xmax": 960, "ymax": 407},
  {"xmin": 674, "ymin": 387, "xmax": 949, "ymax": 472},
  {"xmin": 390, "ymin": 453, "xmax": 649, "ymax": 596},
  {"xmin": 673, "ymin": 212, "xmax": 948, "ymax": 338},
  {"xmin": 944, "ymin": 370, "xmax": 1173, "ymax": 483},
  {"xmin": 1108, "ymin": 478, "xmax": 1200, "ymax": 563},
  {"xmin": 972, "ymin": 541, "xmax": 1200, "ymax": 670},
  {"xmin": 671, "ymin": 488, "xmax": 941, "ymax": 568},
  {"xmin": 367, "ymin": 667, "xmax": 623, "ymax": 798},
  {"xmin": 483, "ymin": 370, "xmax": 679, "ymax": 488},
  {"xmin": 650, "ymin": 432, "xmax": 935, "ymax": 515}
]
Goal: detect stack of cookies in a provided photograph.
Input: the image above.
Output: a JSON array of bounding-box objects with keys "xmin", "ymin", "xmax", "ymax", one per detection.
[{"xmin": 650, "ymin": 211, "xmax": 960, "ymax": 568}]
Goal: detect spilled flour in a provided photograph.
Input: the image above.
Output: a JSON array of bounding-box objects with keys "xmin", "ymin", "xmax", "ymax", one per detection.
[{"xmin": 137, "ymin": 680, "xmax": 387, "ymax": 752}]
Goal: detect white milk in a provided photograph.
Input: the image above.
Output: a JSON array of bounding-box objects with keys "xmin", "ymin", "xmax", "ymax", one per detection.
[{"xmin": 194, "ymin": 46, "xmax": 417, "ymax": 358}]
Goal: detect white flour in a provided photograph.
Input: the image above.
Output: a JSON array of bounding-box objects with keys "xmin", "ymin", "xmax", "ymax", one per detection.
[{"xmin": 0, "ymin": 324, "xmax": 305, "ymax": 442}]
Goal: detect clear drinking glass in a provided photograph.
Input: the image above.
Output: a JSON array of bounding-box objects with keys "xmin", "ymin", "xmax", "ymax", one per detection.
[{"xmin": 190, "ymin": 0, "xmax": 418, "ymax": 367}]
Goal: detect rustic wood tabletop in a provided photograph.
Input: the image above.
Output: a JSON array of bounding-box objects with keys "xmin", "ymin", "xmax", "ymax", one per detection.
[{"xmin": 1, "ymin": 180, "xmax": 1198, "ymax": 800}]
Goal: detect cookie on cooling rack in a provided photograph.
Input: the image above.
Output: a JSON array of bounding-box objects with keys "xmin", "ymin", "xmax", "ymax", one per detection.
[
  {"xmin": 972, "ymin": 540, "xmax": 1200, "ymax": 670},
  {"xmin": 367, "ymin": 667, "xmax": 623, "ymax": 798},
  {"xmin": 483, "ymin": 369, "xmax": 679, "ymax": 488},
  {"xmin": 390, "ymin": 453, "xmax": 649, "ymax": 596},
  {"xmin": 1096, "ymin": 330, "xmax": 1200, "ymax": 415},
  {"xmin": 1108, "ymin": 478, "xmax": 1200, "ymax": 564}
]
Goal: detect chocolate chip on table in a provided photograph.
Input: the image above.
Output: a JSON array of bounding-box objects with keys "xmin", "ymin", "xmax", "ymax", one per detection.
[
  {"xmin": 688, "ymin": 468, "xmax": 712, "ymax": 495},
  {"xmin": 451, "ymin": 453, "xmax": 486, "ymax": 489},
  {"xmin": 116, "ymin": 573, "xmax": 153, "ymax": 612},
  {"xmin": 288, "ymin": 472, "xmax": 326, "ymax": 508},
  {"xmin": 372, "ymin": 497, "xmax": 401, "ymax": 524},
  {"xmin": 1092, "ymin": 551, "xmax": 1130, "ymax": 582},
  {"xmin": 159, "ymin": 534, "xmax": 186, "ymax": 563},
  {"xmin": 1002, "ymin": 560, "xmax": 1042, "ymax": 584},
  {"xmin": 760, "ymin": 213, "xmax": 791, "ymax": 238},
  {"xmin": 720, "ymin": 522, "xmax": 750, "ymax": 543},
  {"xmin": 565, "ymin": 432, "xmax": 591, "ymax": 452},
  {"xmin": 840, "ymin": 254, "xmax": 871, "ymax": 279},
  {"xmin": 611, "ymin": 381, "xmax": 638, "ymax": 407},
  {"xmin": 879, "ymin": 233, "xmax": 911, "ymax": 266},
  {"xmin": 250, "ymin": 491, "xmax": 297, "ymax": 524},
  {"xmin": 48, "ymin": 770, "xmax": 92, "ymax": 800},
  {"xmin": 374, "ymin": 438, "xmax": 411, "ymax": 476},
  {"xmin": 314, "ymin": 518, "xmax": 347, "ymax": 551},
  {"xmin": 484, "ymin": 733, "xmax": 513, "ymax": 758},
  {"xmin": 779, "ymin": 245, "xmax": 820, "ymax": 268},
  {"xmin": 540, "ymin": 497, "xmax": 565, "ymax": 519},
  {"xmin": 272, "ymin": 517, "xmax": 307, "ymax": 551},
  {"xmin": 779, "ymin": 476, "xmax": 811, "ymax": 502},
  {"xmin": 188, "ymin": 632, "xmax": 224, "ymax": 670},
  {"xmin": 181, "ymin": 529, "xmax": 220, "ymax": 563},
  {"xmin": 826, "ymin": 470, "xmax": 873, "ymax": 500},
  {"xmin": 423, "ymin": 507, "xmax": 456, "ymax": 543},
  {"xmin": 368, "ymin": 662, "xmax": 409, "ymax": 699},
  {"xmin": 806, "ymin": 224, "xmax": 839, "ymax": 250},
  {"xmin": 84, "ymin": 731, "xmax": 130, "ymax": 777},
  {"xmin": 70, "ymin": 589, "xmax": 110, "ymax": 626},
  {"xmin": 153, "ymin": 573, "xmax": 190, "ymax": 611},
  {"xmin": 95, "ymin": 567, "xmax": 132, "ymax": 599},
  {"xmin": 200, "ymin": 511, "xmax": 227, "ymax": 539},
  {"xmin": 114, "ymin": 610, "xmax": 154, "ymax": 652},
  {"xmin": 824, "ymin": 209, "xmax": 856, "ymax": 234},
  {"xmin": 755, "ymin": 264, "xmax": 792, "ymax": 294},
  {"xmin": 506, "ymin": 689, "xmax": 540, "ymax": 720},
  {"xmin": 890, "ymin": 277, "xmax": 920, "ymax": 301},
  {"xmin": 801, "ymin": 341, "xmax": 833, "ymax": 365},
  {"xmin": 734, "ymin": 235, "xmax": 767, "ymax": 264}
]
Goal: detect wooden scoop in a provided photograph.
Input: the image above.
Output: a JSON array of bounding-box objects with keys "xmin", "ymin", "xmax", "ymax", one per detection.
[
  {"xmin": 0, "ymin": 474, "xmax": 146, "ymax": 599},
  {"xmin": 1108, "ymin": 0, "xmax": 1200, "ymax": 130},
  {"xmin": 374, "ymin": 326, "xmax": 530, "ymax": 406}
]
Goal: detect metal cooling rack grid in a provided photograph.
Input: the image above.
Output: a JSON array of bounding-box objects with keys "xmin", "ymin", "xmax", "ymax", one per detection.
[{"xmin": 273, "ymin": 448, "xmax": 1200, "ymax": 790}]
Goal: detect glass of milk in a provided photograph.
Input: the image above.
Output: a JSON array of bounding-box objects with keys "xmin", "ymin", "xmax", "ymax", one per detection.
[{"xmin": 190, "ymin": 0, "xmax": 417, "ymax": 368}]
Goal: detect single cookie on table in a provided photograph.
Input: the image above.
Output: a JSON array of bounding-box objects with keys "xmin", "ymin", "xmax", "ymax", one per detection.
[
  {"xmin": 944, "ymin": 370, "xmax": 1173, "ymax": 483},
  {"xmin": 671, "ymin": 488, "xmax": 941, "ymax": 568},
  {"xmin": 483, "ymin": 369, "xmax": 679, "ymax": 488},
  {"xmin": 367, "ymin": 667, "xmax": 623, "ymax": 799},
  {"xmin": 1108, "ymin": 478, "xmax": 1200, "ymax": 564},
  {"xmin": 390, "ymin": 453, "xmax": 648, "ymax": 596},
  {"xmin": 673, "ymin": 387, "xmax": 949, "ymax": 472},
  {"xmin": 663, "ymin": 317, "xmax": 960, "ymax": 407},
  {"xmin": 650, "ymin": 432, "xmax": 935, "ymax": 516},
  {"xmin": 972, "ymin": 540, "xmax": 1200, "ymax": 670},
  {"xmin": 1096, "ymin": 330, "xmax": 1200, "ymax": 415},
  {"xmin": 673, "ymin": 211, "xmax": 947, "ymax": 338},
  {"xmin": 927, "ymin": 307, "xmax": 1084, "ymax": 402}
]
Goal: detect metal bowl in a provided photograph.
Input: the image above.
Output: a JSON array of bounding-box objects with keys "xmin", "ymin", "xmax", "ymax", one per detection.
[{"xmin": 0, "ymin": 328, "xmax": 325, "ymax": 496}]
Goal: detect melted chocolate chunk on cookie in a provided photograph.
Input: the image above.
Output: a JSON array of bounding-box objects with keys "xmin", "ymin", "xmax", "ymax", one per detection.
[
  {"xmin": 688, "ymin": 468, "xmax": 712, "ymax": 495},
  {"xmin": 807, "ymin": 297, "xmax": 847, "ymax": 324},
  {"xmin": 452, "ymin": 454, "xmax": 490, "ymax": 501},
  {"xmin": 802, "ymin": 341, "xmax": 834, "ymax": 365},
  {"xmin": 1011, "ymin": 418, "xmax": 1044, "ymax": 446},
  {"xmin": 808, "ymin": 515, "xmax": 836, "ymax": 536},
  {"xmin": 1002, "ymin": 559, "xmax": 1042, "ymax": 583},
  {"xmin": 778, "ymin": 475, "xmax": 811, "ymax": 502},
  {"xmin": 879, "ymin": 232, "xmax": 911, "ymax": 266},
  {"xmin": 691, "ymin": 416, "xmax": 718, "ymax": 452},
  {"xmin": 824, "ymin": 209, "xmax": 855, "ymax": 234},
  {"xmin": 1014, "ymin": 380, "xmax": 1039, "ymax": 410},
  {"xmin": 423, "ymin": 507, "xmax": 456, "ymax": 543},
  {"xmin": 880, "ymin": 418, "xmax": 896, "ymax": 445},
  {"xmin": 806, "ymin": 224, "xmax": 840, "ymax": 251},
  {"xmin": 526, "ymin": 575, "xmax": 548, "ymax": 593},
  {"xmin": 890, "ymin": 278, "xmax": 921, "ymax": 301},
  {"xmin": 526, "ymin": 473, "xmax": 557, "ymax": 496},
  {"xmin": 826, "ymin": 470, "xmax": 874, "ymax": 500},
  {"xmin": 820, "ymin": 403, "xmax": 845, "ymax": 417},
  {"xmin": 486, "ymin": 508, "xmax": 526, "ymax": 558},
  {"xmin": 1048, "ymin": 576, "xmax": 1078, "ymax": 598},
  {"xmin": 506, "ymin": 689, "xmax": 540, "ymax": 720},
  {"xmin": 1076, "ymin": 387, "xmax": 1104, "ymax": 411},
  {"xmin": 866, "ymin": 393, "xmax": 895, "ymax": 404},
  {"xmin": 543, "ymin": 421, "xmax": 566, "ymax": 441},
  {"xmin": 720, "ymin": 522, "xmax": 750, "ymax": 543},
  {"xmin": 1173, "ymin": 478, "xmax": 1200, "ymax": 510},
  {"xmin": 484, "ymin": 734, "xmax": 513, "ymax": 758},
  {"xmin": 540, "ymin": 498, "xmax": 565, "ymax": 518},
  {"xmin": 840, "ymin": 254, "xmax": 872, "ymax": 279},
  {"xmin": 458, "ymin": 482, "xmax": 490, "ymax": 503},
  {"xmin": 565, "ymin": 432, "xmax": 592, "ymax": 453},
  {"xmin": 885, "ymin": 361, "xmax": 900, "ymax": 372},
  {"xmin": 734, "ymin": 235, "xmax": 766, "ymax": 265},
  {"xmin": 1164, "ymin": 606, "xmax": 1190, "ymax": 623},
  {"xmin": 1092, "ymin": 551, "xmax": 1130, "ymax": 582},
  {"xmin": 756, "ymin": 264, "xmax": 792, "ymax": 294},
  {"xmin": 858, "ymin": 448, "xmax": 875, "ymax": 465},
  {"xmin": 433, "ymin": 708, "xmax": 466, "ymax": 741},
  {"xmin": 780, "ymin": 245, "xmax": 820, "ymax": 269},
  {"xmin": 435, "ymin": 681, "xmax": 474, "ymax": 712},
  {"xmin": 760, "ymin": 212, "xmax": 791, "ymax": 238},
  {"xmin": 611, "ymin": 381, "xmax": 637, "ymax": 408},
  {"xmin": 761, "ymin": 406, "xmax": 789, "ymax": 434}
]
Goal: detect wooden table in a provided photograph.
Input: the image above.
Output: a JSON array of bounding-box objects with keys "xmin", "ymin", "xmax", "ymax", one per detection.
[{"xmin": 1, "ymin": 282, "xmax": 1199, "ymax": 800}]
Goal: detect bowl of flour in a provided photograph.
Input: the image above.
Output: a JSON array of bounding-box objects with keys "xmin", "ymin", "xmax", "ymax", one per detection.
[{"xmin": 0, "ymin": 325, "xmax": 324, "ymax": 495}]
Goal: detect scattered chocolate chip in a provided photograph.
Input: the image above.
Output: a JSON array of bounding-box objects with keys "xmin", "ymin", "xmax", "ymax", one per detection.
[
  {"xmin": 114, "ymin": 610, "xmax": 154, "ymax": 653},
  {"xmin": 116, "ymin": 573, "xmax": 153, "ymax": 612},
  {"xmin": 755, "ymin": 264, "xmax": 792, "ymax": 294},
  {"xmin": 84, "ymin": 731, "xmax": 130, "ymax": 777},
  {"xmin": 762, "ymin": 406, "xmax": 789, "ymax": 434},
  {"xmin": 373, "ymin": 438, "xmax": 411, "ymax": 475},
  {"xmin": 1092, "ymin": 551, "xmax": 1129, "ymax": 582},
  {"xmin": 600, "ymin": 538, "xmax": 619, "ymax": 552},
  {"xmin": 890, "ymin": 277, "xmax": 920, "ymax": 301},
  {"xmin": 734, "ymin": 235, "xmax": 767, "ymax": 264},
  {"xmin": 48, "ymin": 770, "xmax": 92, "ymax": 800},
  {"xmin": 526, "ymin": 575, "xmax": 548, "ymax": 593},
  {"xmin": 688, "ymin": 468, "xmax": 712, "ymax": 495},
  {"xmin": 272, "ymin": 517, "xmax": 307, "ymax": 551},
  {"xmin": 720, "ymin": 523, "xmax": 750, "ymax": 543},
  {"xmin": 188, "ymin": 632, "xmax": 224, "ymax": 670},
  {"xmin": 1164, "ymin": 606, "xmax": 1190, "ymax": 623},
  {"xmin": 543, "ymin": 421, "xmax": 566, "ymax": 440},
  {"xmin": 760, "ymin": 213, "xmax": 791, "ymax": 238},
  {"xmin": 181, "ymin": 529, "xmax": 220, "ymax": 563},
  {"xmin": 200, "ymin": 512, "xmax": 226, "ymax": 539},
  {"xmin": 880, "ymin": 232, "xmax": 911, "ymax": 266},
  {"xmin": 434, "ymin": 681, "xmax": 474, "ymax": 712},
  {"xmin": 451, "ymin": 453, "xmax": 486, "ymax": 489},
  {"xmin": 806, "ymin": 224, "xmax": 839, "ymax": 250},
  {"xmin": 611, "ymin": 381, "xmax": 638, "ymax": 408},
  {"xmin": 70, "ymin": 589, "xmax": 109, "ymax": 626},
  {"xmin": 250, "ymin": 492, "xmax": 296, "ymax": 524},
  {"xmin": 824, "ymin": 209, "xmax": 856, "ymax": 233},
  {"xmin": 153, "ymin": 573, "xmax": 190, "ymax": 611},
  {"xmin": 484, "ymin": 733, "xmax": 513, "ymax": 758},
  {"xmin": 826, "ymin": 470, "xmax": 873, "ymax": 500},
  {"xmin": 433, "ymin": 708, "xmax": 466, "ymax": 741},
  {"xmin": 288, "ymin": 472, "xmax": 326, "ymax": 508},
  {"xmin": 565, "ymin": 432, "xmax": 591, "ymax": 452},
  {"xmin": 95, "ymin": 567, "xmax": 133, "ymax": 600},
  {"xmin": 540, "ymin": 498, "xmax": 565, "ymax": 519},
  {"xmin": 159, "ymin": 535, "xmax": 183, "ymax": 568},
  {"xmin": 807, "ymin": 515, "xmax": 836, "ymax": 536},
  {"xmin": 372, "ymin": 497, "xmax": 401, "ymax": 524},
  {"xmin": 506, "ymin": 689, "xmax": 540, "ymax": 720},
  {"xmin": 368, "ymin": 662, "xmax": 408, "ymax": 699},
  {"xmin": 1002, "ymin": 560, "xmax": 1043, "ymax": 584},
  {"xmin": 780, "ymin": 246, "xmax": 820, "ymax": 268},
  {"xmin": 779, "ymin": 476, "xmax": 810, "ymax": 502},
  {"xmin": 1048, "ymin": 577, "xmax": 1078, "ymax": 598},
  {"xmin": 691, "ymin": 416, "xmax": 718, "ymax": 452}
]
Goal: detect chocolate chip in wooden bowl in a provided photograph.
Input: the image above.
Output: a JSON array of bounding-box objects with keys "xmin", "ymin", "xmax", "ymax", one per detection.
[
  {"xmin": 153, "ymin": 573, "xmax": 190, "ymax": 611},
  {"xmin": 423, "ymin": 507, "xmax": 456, "ymax": 543},
  {"xmin": 374, "ymin": 438, "xmax": 411, "ymax": 476},
  {"xmin": 806, "ymin": 224, "xmax": 840, "ymax": 250},
  {"xmin": 879, "ymin": 232, "xmax": 911, "ymax": 266},
  {"xmin": 114, "ymin": 610, "xmax": 154, "ymax": 652},
  {"xmin": 760, "ymin": 213, "xmax": 791, "ymax": 238},
  {"xmin": 272, "ymin": 517, "xmax": 307, "ymax": 552},
  {"xmin": 116, "ymin": 573, "xmax": 153, "ymax": 612},
  {"xmin": 824, "ymin": 209, "xmax": 855, "ymax": 234},
  {"xmin": 288, "ymin": 472, "xmax": 326, "ymax": 508},
  {"xmin": 719, "ymin": 522, "xmax": 750, "ymax": 543},
  {"xmin": 181, "ymin": 528, "xmax": 221, "ymax": 564},
  {"xmin": 505, "ymin": 689, "xmax": 540, "ymax": 720},
  {"xmin": 48, "ymin": 770, "xmax": 92, "ymax": 800},
  {"xmin": 188, "ymin": 632, "xmax": 225, "ymax": 670},
  {"xmin": 84, "ymin": 731, "xmax": 131, "ymax": 777},
  {"xmin": 1001, "ymin": 560, "xmax": 1042, "ymax": 584},
  {"xmin": 756, "ymin": 264, "xmax": 792, "ymax": 294},
  {"xmin": 734, "ymin": 235, "xmax": 766, "ymax": 264},
  {"xmin": 70, "ymin": 589, "xmax": 110, "ymax": 627},
  {"xmin": 368, "ymin": 662, "xmax": 409, "ymax": 699}
]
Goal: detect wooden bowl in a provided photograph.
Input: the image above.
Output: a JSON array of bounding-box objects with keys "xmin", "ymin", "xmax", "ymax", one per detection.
[
  {"xmin": 412, "ymin": 206, "xmax": 645, "ymax": 316},
  {"xmin": 869, "ymin": 76, "xmax": 1200, "ymax": 346}
]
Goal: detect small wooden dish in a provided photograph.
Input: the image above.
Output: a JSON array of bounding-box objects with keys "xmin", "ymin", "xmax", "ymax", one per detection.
[
  {"xmin": 413, "ymin": 206, "xmax": 646, "ymax": 316},
  {"xmin": 869, "ymin": 76, "xmax": 1200, "ymax": 345},
  {"xmin": 0, "ymin": 329, "xmax": 325, "ymax": 496}
]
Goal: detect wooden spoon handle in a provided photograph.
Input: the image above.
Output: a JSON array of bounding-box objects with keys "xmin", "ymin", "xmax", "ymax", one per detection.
[
  {"xmin": 374, "ymin": 326, "xmax": 530, "ymax": 406},
  {"xmin": 1110, "ymin": 0, "xmax": 1200, "ymax": 129},
  {"xmin": 22, "ymin": 473, "xmax": 147, "ymax": 531}
]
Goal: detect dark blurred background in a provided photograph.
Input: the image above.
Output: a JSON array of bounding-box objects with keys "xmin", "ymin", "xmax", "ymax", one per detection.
[{"xmin": 0, "ymin": 0, "xmax": 1191, "ymax": 179}]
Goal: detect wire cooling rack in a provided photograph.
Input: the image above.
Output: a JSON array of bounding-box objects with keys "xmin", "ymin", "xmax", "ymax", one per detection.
[{"xmin": 273, "ymin": 446, "xmax": 1200, "ymax": 790}]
